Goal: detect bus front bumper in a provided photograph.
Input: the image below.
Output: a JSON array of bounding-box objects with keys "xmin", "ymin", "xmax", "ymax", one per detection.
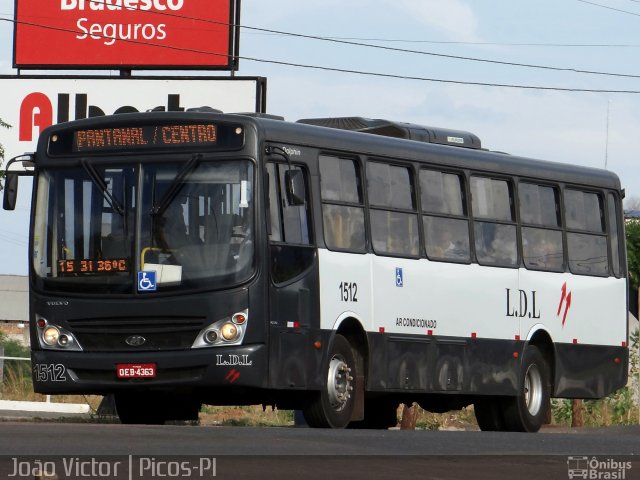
[{"xmin": 30, "ymin": 344, "xmax": 268, "ymax": 394}]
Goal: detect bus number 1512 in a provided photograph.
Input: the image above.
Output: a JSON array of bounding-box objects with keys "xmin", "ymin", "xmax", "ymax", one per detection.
[{"xmin": 339, "ymin": 282, "xmax": 358, "ymax": 302}]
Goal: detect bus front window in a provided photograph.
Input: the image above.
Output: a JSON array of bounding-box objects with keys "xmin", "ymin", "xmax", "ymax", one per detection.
[
  {"xmin": 141, "ymin": 160, "xmax": 255, "ymax": 289},
  {"xmin": 33, "ymin": 166, "xmax": 136, "ymax": 293},
  {"xmin": 32, "ymin": 159, "xmax": 255, "ymax": 293}
]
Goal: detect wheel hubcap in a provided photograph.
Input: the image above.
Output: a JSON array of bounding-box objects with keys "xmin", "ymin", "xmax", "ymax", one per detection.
[
  {"xmin": 327, "ymin": 354, "xmax": 353, "ymax": 411},
  {"xmin": 524, "ymin": 364, "xmax": 543, "ymax": 416}
]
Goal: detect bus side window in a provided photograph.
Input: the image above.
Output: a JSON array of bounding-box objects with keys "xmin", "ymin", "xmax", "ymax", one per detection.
[
  {"xmin": 519, "ymin": 183, "xmax": 563, "ymax": 272},
  {"xmin": 420, "ymin": 169, "xmax": 470, "ymax": 262},
  {"xmin": 266, "ymin": 163, "xmax": 283, "ymax": 242},
  {"xmin": 279, "ymin": 165, "xmax": 311, "ymax": 244},
  {"xmin": 565, "ymin": 189, "xmax": 608, "ymax": 276},
  {"xmin": 319, "ymin": 155, "xmax": 366, "ymax": 252},
  {"xmin": 367, "ymin": 161, "xmax": 419, "ymax": 257},
  {"xmin": 267, "ymin": 162, "xmax": 315, "ymax": 283},
  {"xmin": 471, "ymin": 176, "xmax": 517, "ymax": 267}
]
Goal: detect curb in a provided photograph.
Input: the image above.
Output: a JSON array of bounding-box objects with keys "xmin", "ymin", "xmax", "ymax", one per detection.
[{"xmin": 0, "ymin": 399, "xmax": 91, "ymax": 418}]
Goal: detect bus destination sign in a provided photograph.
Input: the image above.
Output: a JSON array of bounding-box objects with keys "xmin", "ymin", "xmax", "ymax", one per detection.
[{"xmin": 72, "ymin": 124, "xmax": 218, "ymax": 152}]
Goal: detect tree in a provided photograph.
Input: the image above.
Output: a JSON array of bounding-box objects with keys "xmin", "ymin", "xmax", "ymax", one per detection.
[
  {"xmin": 626, "ymin": 220, "xmax": 640, "ymax": 292},
  {"xmin": 0, "ymin": 117, "xmax": 11, "ymax": 193}
]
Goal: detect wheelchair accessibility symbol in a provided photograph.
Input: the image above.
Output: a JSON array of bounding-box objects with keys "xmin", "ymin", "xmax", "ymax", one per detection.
[
  {"xmin": 395, "ymin": 267, "xmax": 403, "ymax": 287},
  {"xmin": 138, "ymin": 271, "xmax": 157, "ymax": 292}
]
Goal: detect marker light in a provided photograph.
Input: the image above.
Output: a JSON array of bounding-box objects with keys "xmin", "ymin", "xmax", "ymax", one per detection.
[
  {"xmin": 43, "ymin": 326, "xmax": 60, "ymax": 346},
  {"xmin": 37, "ymin": 318, "xmax": 47, "ymax": 329},
  {"xmin": 232, "ymin": 312, "xmax": 247, "ymax": 325},
  {"xmin": 220, "ymin": 322, "xmax": 239, "ymax": 342}
]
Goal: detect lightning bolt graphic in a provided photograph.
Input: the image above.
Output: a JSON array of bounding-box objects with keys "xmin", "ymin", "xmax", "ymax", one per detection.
[{"xmin": 557, "ymin": 282, "xmax": 573, "ymax": 327}]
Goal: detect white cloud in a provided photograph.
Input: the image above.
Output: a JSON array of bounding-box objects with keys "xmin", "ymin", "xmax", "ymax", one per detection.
[{"xmin": 383, "ymin": 0, "xmax": 482, "ymax": 42}]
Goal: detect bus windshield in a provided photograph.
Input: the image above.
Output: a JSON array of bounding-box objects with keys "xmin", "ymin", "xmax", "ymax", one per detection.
[{"xmin": 32, "ymin": 158, "xmax": 255, "ymax": 294}]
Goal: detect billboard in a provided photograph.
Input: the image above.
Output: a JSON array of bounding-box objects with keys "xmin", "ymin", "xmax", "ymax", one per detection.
[
  {"xmin": 0, "ymin": 75, "xmax": 266, "ymax": 163},
  {"xmin": 13, "ymin": 0, "xmax": 240, "ymax": 70}
]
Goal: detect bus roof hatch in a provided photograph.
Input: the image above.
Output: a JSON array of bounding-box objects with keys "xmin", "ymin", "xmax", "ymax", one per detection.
[{"xmin": 296, "ymin": 116, "xmax": 481, "ymax": 149}]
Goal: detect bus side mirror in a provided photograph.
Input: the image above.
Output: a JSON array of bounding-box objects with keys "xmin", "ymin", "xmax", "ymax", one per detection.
[
  {"xmin": 285, "ymin": 169, "xmax": 306, "ymax": 206},
  {"xmin": 3, "ymin": 173, "xmax": 18, "ymax": 211},
  {"xmin": 2, "ymin": 154, "xmax": 36, "ymax": 211}
]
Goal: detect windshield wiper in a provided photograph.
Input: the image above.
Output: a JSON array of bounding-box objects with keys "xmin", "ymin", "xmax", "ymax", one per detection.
[
  {"xmin": 81, "ymin": 159, "xmax": 124, "ymax": 216},
  {"xmin": 150, "ymin": 153, "xmax": 202, "ymax": 216}
]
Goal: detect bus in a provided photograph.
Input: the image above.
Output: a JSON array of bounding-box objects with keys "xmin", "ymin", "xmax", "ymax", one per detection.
[{"xmin": 2, "ymin": 111, "xmax": 629, "ymax": 431}]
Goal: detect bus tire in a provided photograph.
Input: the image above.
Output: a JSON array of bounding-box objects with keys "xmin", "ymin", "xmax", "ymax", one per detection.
[
  {"xmin": 114, "ymin": 392, "xmax": 165, "ymax": 425},
  {"xmin": 473, "ymin": 397, "xmax": 506, "ymax": 431},
  {"xmin": 502, "ymin": 345, "xmax": 550, "ymax": 432},
  {"xmin": 303, "ymin": 334, "xmax": 357, "ymax": 428},
  {"xmin": 349, "ymin": 397, "xmax": 398, "ymax": 429}
]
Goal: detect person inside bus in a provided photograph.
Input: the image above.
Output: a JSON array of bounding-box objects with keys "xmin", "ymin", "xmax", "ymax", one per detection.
[
  {"xmin": 158, "ymin": 200, "xmax": 191, "ymax": 251},
  {"xmin": 101, "ymin": 210, "xmax": 134, "ymax": 259},
  {"xmin": 489, "ymin": 226, "xmax": 517, "ymax": 265}
]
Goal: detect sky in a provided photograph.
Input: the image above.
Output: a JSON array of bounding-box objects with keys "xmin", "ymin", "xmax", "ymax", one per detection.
[{"xmin": 1, "ymin": 0, "xmax": 640, "ymax": 275}]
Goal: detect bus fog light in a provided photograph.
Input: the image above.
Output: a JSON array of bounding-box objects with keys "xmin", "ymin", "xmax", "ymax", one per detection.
[
  {"xmin": 43, "ymin": 326, "xmax": 60, "ymax": 346},
  {"xmin": 58, "ymin": 334, "xmax": 70, "ymax": 347},
  {"xmin": 204, "ymin": 330, "xmax": 219, "ymax": 344},
  {"xmin": 220, "ymin": 322, "xmax": 239, "ymax": 341}
]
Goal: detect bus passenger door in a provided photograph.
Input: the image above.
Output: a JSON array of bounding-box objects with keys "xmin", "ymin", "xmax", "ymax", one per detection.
[{"xmin": 265, "ymin": 162, "xmax": 320, "ymax": 390}]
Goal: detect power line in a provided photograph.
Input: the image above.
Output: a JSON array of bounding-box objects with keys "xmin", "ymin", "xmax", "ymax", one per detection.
[
  {"xmin": 0, "ymin": 232, "xmax": 27, "ymax": 248},
  {"xmin": 9, "ymin": 1, "xmax": 640, "ymax": 80},
  {"xmin": 291, "ymin": 36, "xmax": 640, "ymax": 49},
  {"xmin": 3, "ymin": 17, "xmax": 640, "ymax": 94},
  {"xmin": 243, "ymin": 30, "xmax": 640, "ymax": 79},
  {"xmin": 241, "ymin": 55, "xmax": 640, "ymax": 93},
  {"xmin": 109, "ymin": 5, "xmax": 640, "ymax": 79},
  {"xmin": 576, "ymin": 0, "xmax": 640, "ymax": 17},
  {"xmin": 4, "ymin": 7, "xmax": 638, "ymax": 49}
]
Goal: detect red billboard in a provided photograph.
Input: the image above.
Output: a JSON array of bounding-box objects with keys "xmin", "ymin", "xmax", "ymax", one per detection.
[{"xmin": 13, "ymin": 0, "xmax": 239, "ymax": 70}]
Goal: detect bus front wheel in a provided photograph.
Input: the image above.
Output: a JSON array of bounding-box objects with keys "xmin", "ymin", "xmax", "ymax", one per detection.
[
  {"xmin": 115, "ymin": 392, "xmax": 165, "ymax": 425},
  {"xmin": 114, "ymin": 392, "xmax": 200, "ymax": 425},
  {"xmin": 303, "ymin": 334, "xmax": 358, "ymax": 428},
  {"xmin": 349, "ymin": 397, "xmax": 398, "ymax": 429}
]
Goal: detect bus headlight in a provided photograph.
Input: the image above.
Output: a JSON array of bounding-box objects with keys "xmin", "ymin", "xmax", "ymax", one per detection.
[
  {"xmin": 220, "ymin": 322, "xmax": 239, "ymax": 342},
  {"xmin": 192, "ymin": 309, "xmax": 248, "ymax": 348},
  {"xmin": 36, "ymin": 317, "xmax": 83, "ymax": 351},
  {"xmin": 43, "ymin": 326, "xmax": 60, "ymax": 346}
]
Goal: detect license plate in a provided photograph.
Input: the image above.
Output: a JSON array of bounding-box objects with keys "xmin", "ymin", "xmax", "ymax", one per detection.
[{"xmin": 116, "ymin": 363, "xmax": 156, "ymax": 379}]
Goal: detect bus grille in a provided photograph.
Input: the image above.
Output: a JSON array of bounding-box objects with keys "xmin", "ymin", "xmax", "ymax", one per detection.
[{"xmin": 65, "ymin": 317, "xmax": 206, "ymax": 352}]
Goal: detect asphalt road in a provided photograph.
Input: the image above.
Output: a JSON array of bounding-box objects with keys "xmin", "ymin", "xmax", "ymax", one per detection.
[{"xmin": 0, "ymin": 423, "xmax": 638, "ymax": 479}]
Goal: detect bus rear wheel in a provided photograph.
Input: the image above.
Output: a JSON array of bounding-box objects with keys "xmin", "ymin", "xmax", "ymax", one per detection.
[
  {"xmin": 303, "ymin": 334, "xmax": 358, "ymax": 428},
  {"xmin": 502, "ymin": 345, "xmax": 550, "ymax": 432},
  {"xmin": 474, "ymin": 397, "xmax": 506, "ymax": 431}
]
